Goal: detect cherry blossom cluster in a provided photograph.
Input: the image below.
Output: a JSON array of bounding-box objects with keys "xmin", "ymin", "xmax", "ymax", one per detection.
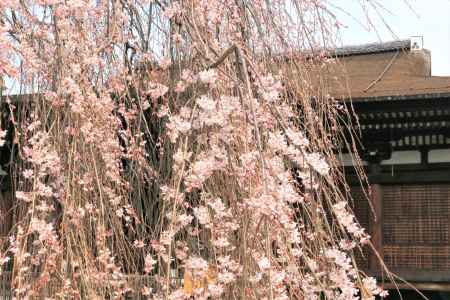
[{"xmin": 0, "ymin": 0, "xmax": 391, "ymax": 298}]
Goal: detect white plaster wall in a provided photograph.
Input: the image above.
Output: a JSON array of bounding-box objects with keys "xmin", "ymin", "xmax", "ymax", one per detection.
[
  {"xmin": 429, "ymin": 149, "xmax": 450, "ymax": 163},
  {"xmin": 380, "ymin": 150, "xmax": 421, "ymax": 165}
]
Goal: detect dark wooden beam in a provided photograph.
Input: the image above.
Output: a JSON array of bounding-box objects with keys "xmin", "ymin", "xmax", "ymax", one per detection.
[
  {"xmin": 355, "ymin": 114, "xmax": 450, "ymax": 126},
  {"xmin": 342, "ymin": 91, "xmax": 450, "ymax": 104},
  {"xmin": 368, "ymin": 183, "xmax": 383, "ymax": 272},
  {"xmin": 365, "ymin": 269, "xmax": 450, "ymax": 284},
  {"xmin": 347, "ymin": 97, "xmax": 450, "ymax": 113},
  {"xmin": 370, "ymin": 170, "xmax": 450, "ymax": 184},
  {"xmin": 381, "ymin": 282, "xmax": 450, "ymax": 292},
  {"xmin": 346, "ymin": 170, "xmax": 450, "ymax": 184},
  {"xmin": 360, "ymin": 127, "xmax": 450, "ymax": 138},
  {"xmin": 386, "ymin": 144, "xmax": 450, "ymax": 151}
]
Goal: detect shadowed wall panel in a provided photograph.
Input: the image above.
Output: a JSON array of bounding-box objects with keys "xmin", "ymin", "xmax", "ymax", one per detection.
[{"xmin": 350, "ymin": 186, "xmax": 371, "ymax": 270}]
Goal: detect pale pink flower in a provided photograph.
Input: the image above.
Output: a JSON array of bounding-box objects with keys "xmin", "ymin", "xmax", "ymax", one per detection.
[
  {"xmin": 147, "ymin": 83, "xmax": 168, "ymax": 99},
  {"xmin": 160, "ymin": 57, "xmax": 172, "ymax": 70},
  {"xmin": 305, "ymin": 153, "xmax": 330, "ymax": 175},
  {"xmin": 142, "ymin": 52, "xmax": 153, "ymax": 61},
  {"xmin": 185, "ymin": 256, "xmax": 208, "ymax": 274},
  {"xmin": 218, "ymin": 270, "xmax": 236, "ymax": 284},
  {"xmin": 157, "ymin": 105, "xmax": 169, "ymax": 117},
  {"xmin": 196, "ymin": 95, "xmax": 215, "ymax": 111},
  {"xmin": 175, "ymin": 81, "xmax": 186, "ymax": 93},
  {"xmin": 115, "ymin": 208, "xmax": 124, "ymax": 218},
  {"xmin": 179, "ymin": 106, "xmax": 192, "ymax": 119},
  {"xmin": 133, "ymin": 240, "xmax": 145, "ymax": 248},
  {"xmin": 0, "ymin": 130, "xmax": 6, "ymax": 147},
  {"xmin": 141, "ymin": 286, "xmax": 152, "ymax": 296},
  {"xmin": 379, "ymin": 290, "xmax": 389, "ymax": 298},
  {"xmin": 177, "ymin": 214, "xmax": 193, "ymax": 227},
  {"xmin": 172, "ymin": 33, "xmax": 183, "ymax": 44},
  {"xmin": 168, "ymin": 289, "xmax": 186, "ymax": 300},
  {"xmin": 212, "ymin": 236, "xmax": 230, "ymax": 248},
  {"xmin": 272, "ymin": 271, "xmax": 286, "ymax": 285},
  {"xmin": 142, "ymin": 101, "xmax": 151, "ymax": 110},
  {"xmin": 163, "ymin": 2, "xmax": 181, "ymax": 19},
  {"xmin": 160, "ymin": 230, "xmax": 175, "ymax": 246},
  {"xmin": 257, "ymin": 256, "xmax": 270, "ymax": 270},
  {"xmin": 181, "ymin": 69, "xmax": 195, "ymax": 83},
  {"xmin": 339, "ymin": 239, "xmax": 356, "ymax": 251},
  {"xmin": 37, "ymin": 182, "xmax": 52, "ymax": 197},
  {"xmin": 29, "ymin": 218, "xmax": 56, "ymax": 242},
  {"xmin": 208, "ymin": 284, "xmax": 224, "ymax": 297},
  {"xmin": 1, "ymin": 256, "xmax": 10, "ymax": 265},
  {"xmin": 198, "ymin": 69, "xmax": 217, "ymax": 84},
  {"xmin": 15, "ymin": 191, "xmax": 31, "ymax": 202},
  {"xmin": 285, "ymin": 128, "xmax": 309, "ymax": 147},
  {"xmin": 325, "ymin": 248, "xmax": 353, "ymax": 271},
  {"xmin": 249, "ymin": 272, "xmax": 262, "ymax": 283},
  {"xmin": 259, "ymin": 74, "xmax": 283, "ymax": 103},
  {"xmin": 207, "ymin": 198, "xmax": 227, "ymax": 217},
  {"xmin": 22, "ymin": 146, "xmax": 33, "ymax": 158},
  {"xmin": 193, "ymin": 206, "xmax": 210, "ymax": 225},
  {"xmin": 333, "ymin": 201, "xmax": 366, "ymax": 239},
  {"xmin": 64, "ymin": 127, "xmax": 76, "ymax": 136},
  {"xmin": 144, "ymin": 254, "xmax": 156, "ymax": 273}
]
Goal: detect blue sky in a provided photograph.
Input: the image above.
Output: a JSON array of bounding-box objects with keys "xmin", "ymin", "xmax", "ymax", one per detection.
[{"xmin": 332, "ymin": 0, "xmax": 450, "ymax": 76}]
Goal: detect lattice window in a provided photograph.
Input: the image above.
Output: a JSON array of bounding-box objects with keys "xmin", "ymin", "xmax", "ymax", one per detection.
[{"xmin": 383, "ymin": 184, "xmax": 450, "ymax": 270}]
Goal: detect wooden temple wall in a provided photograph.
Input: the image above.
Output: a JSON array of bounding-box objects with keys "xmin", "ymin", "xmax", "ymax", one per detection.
[{"xmin": 351, "ymin": 183, "xmax": 450, "ymax": 286}]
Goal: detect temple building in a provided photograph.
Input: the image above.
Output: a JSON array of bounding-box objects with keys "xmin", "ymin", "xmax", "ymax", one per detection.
[{"xmin": 331, "ymin": 39, "xmax": 450, "ymax": 299}]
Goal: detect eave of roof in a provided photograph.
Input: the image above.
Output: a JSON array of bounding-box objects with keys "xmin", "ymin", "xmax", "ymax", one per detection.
[
  {"xmin": 346, "ymin": 91, "xmax": 450, "ymax": 103},
  {"xmin": 331, "ymin": 74, "xmax": 450, "ymax": 102}
]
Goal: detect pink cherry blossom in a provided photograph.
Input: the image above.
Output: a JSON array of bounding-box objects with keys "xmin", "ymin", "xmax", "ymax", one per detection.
[
  {"xmin": 146, "ymin": 83, "xmax": 169, "ymax": 99},
  {"xmin": 144, "ymin": 254, "xmax": 156, "ymax": 273},
  {"xmin": 2, "ymin": 0, "xmax": 385, "ymax": 297},
  {"xmin": 198, "ymin": 69, "xmax": 217, "ymax": 84}
]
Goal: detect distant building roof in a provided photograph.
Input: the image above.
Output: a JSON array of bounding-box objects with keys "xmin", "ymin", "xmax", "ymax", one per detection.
[
  {"xmin": 333, "ymin": 39, "xmax": 411, "ymax": 57},
  {"xmin": 318, "ymin": 38, "xmax": 450, "ymax": 100}
]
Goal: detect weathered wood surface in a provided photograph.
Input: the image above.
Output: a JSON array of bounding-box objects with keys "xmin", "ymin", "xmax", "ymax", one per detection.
[{"xmin": 0, "ymin": 191, "xmax": 12, "ymax": 247}]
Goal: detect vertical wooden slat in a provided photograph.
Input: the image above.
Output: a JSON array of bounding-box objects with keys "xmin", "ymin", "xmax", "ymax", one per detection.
[
  {"xmin": 0, "ymin": 192, "xmax": 12, "ymax": 298},
  {"xmin": 0, "ymin": 191, "xmax": 13, "ymax": 243},
  {"xmin": 369, "ymin": 184, "xmax": 383, "ymax": 272}
]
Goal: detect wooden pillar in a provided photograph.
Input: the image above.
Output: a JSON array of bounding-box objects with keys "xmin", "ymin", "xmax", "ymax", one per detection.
[
  {"xmin": 369, "ymin": 184, "xmax": 383, "ymax": 272},
  {"xmin": 367, "ymin": 158, "xmax": 384, "ymax": 272}
]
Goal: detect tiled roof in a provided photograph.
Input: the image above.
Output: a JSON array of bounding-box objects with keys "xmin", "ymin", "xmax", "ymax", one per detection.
[{"xmin": 333, "ymin": 39, "xmax": 411, "ymax": 57}]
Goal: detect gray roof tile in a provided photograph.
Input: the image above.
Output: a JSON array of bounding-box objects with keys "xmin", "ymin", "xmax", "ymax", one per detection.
[{"xmin": 333, "ymin": 39, "xmax": 411, "ymax": 57}]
